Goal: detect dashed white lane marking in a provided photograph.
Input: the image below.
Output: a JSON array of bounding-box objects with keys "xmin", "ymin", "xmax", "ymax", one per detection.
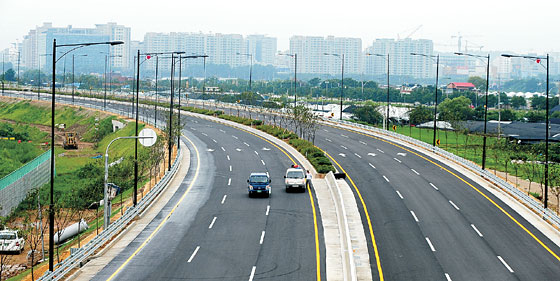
[
  {"xmin": 393, "ymin": 157, "xmax": 402, "ymax": 163},
  {"xmin": 202, "ymin": 132, "xmax": 208, "ymax": 136},
  {"xmin": 426, "ymin": 237, "xmax": 436, "ymax": 252},
  {"xmin": 187, "ymin": 246, "xmax": 200, "ymax": 263},
  {"xmin": 341, "ymin": 134, "xmax": 349, "ymax": 138},
  {"xmin": 229, "ymin": 165, "xmax": 232, "ymax": 172},
  {"xmin": 190, "ymin": 127, "xmax": 196, "ymax": 131},
  {"xmin": 219, "ymin": 129, "xmax": 225, "ymax": 133},
  {"xmin": 497, "ymin": 256, "xmax": 514, "ymax": 273},
  {"xmin": 221, "ymin": 195, "xmax": 227, "ymax": 204},
  {"xmin": 369, "ymin": 163, "xmax": 376, "ymax": 169},
  {"xmin": 445, "ymin": 273, "xmax": 452, "ymax": 281},
  {"xmin": 326, "ymin": 138, "xmax": 332, "ymax": 142},
  {"xmin": 244, "ymin": 142, "xmax": 250, "ymax": 146},
  {"xmin": 261, "ymin": 160, "xmax": 266, "ymax": 165},
  {"xmin": 368, "ymin": 153, "xmax": 376, "ymax": 157},
  {"xmin": 254, "ymin": 150, "xmax": 259, "ymax": 155},
  {"xmin": 228, "ymin": 178, "xmax": 231, "ymax": 186},
  {"xmin": 232, "ymin": 135, "xmax": 238, "ymax": 139},
  {"xmin": 396, "ymin": 190, "xmax": 404, "ymax": 199},
  {"xmin": 341, "ymin": 145, "xmax": 348, "ymax": 149},
  {"xmin": 354, "ymin": 153, "xmax": 362, "ymax": 158},
  {"xmin": 471, "ymin": 224, "xmax": 483, "ymax": 237},
  {"xmin": 227, "ymin": 155, "xmax": 230, "ymax": 161},
  {"xmin": 266, "ymin": 205, "xmax": 270, "ymax": 216},
  {"xmin": 323, "ymin": 129, "xmax": 329, "ymax": 132},
  {"xmin": 221, "ymin": 146, "xmax": 225, "ymax": 151},
  {"xmin": 259, "ymin": 231, "xmax": 266, "ymax": 244},
  {"xmin": 377, "ymin": 149, "xmax": 384, "ymax": 153},
  {"xmin": 410, "ymin": 211, "xmax": 419, "ymax": 222},
  {"xmin": 359, "ymin": 141, "xmax": 367, "ymax": 145},
  {"xmin": 212, "ymin": 139, "xmax": 217, "ymax": 143},
  {"xmin": 208, "ymin": 217, "xmax": 217, "ymax": 229},
  {"xmin": 383, "ymin": 175, "xmax": 390, "ymax": 182},
  {"xmin": 449, "ymin": 200, "xmax": 460, "ymax": 211},
  {"xmin": 411, "ymin": 169, "xmax": 419, "ymax": 175},
  {"xmin": 248, "ymin": 266, "xmax": 257, "ymax": 281},
  {"xmin": 429, "ymin": 183, "xmax": 439, "ymax": 191}
]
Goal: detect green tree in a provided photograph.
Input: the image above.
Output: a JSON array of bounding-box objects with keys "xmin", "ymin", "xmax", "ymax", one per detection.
[
  {"xmin": 409, "ymin": 105, "xmax": 433, "ymax": 125},
  {"xmin": 525, "ymin": 110, "xmax": 545, "ymax": 122},
  {"xmin": 468, "ymin": 76, "xmax": 486, "ymax": 91},
  {"xmin": 4, "ymin": 69, "xmax": 15, "ymax": 81},
  {"xmin": 352, "ymin": 105, "xmax": 383, "ymax": 125},
  {"xmin": 438, "ymin": 96, "xmax": 474, "ymax": 123},
  {"xmin": 510, "ymin": 96, "xmax": 527, "ymax": 109}
]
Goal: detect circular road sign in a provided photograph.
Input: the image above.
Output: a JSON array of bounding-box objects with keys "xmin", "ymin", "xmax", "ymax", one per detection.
[{"xmin": 139, "ymin": 128, "xmax": 157, "ymax": 147}]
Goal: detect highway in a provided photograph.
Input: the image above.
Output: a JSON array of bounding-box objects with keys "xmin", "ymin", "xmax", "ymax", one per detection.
[
  {"xmin": 196, "ymin": 100, "xmax": 560, "ymax": 280},
  {"xmin": 4, "ymin": 92, "xmax": 325, "ymax": 280},
  {"xmin": 6, "ymin": 91, "xmax": 560, "ymax": 280}
]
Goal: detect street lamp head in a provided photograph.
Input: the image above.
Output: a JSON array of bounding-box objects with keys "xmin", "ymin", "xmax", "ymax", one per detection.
[
  {"xmin": 454, "ymin": 52, "xmax": 464, "ymax": 56},
  {"xmin": 501, "ymin": 54, "xmax": 513, "ymax": 58},
  {"xmin": 109, "ymin": 41, "xmax": 124, "ymax": 46}
]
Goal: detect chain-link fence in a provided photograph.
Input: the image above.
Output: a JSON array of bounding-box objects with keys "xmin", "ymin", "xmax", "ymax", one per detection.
[{"xmin": 0, "ymin": 149, "xmax": 52, "ymax": 217}]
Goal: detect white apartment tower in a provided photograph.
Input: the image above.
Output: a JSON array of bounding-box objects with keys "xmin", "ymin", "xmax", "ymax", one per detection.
[
  {"xmin": 289, "ymin": 36, "xmax": 362, "ymax": 75},
  {"xmin": 95, "ymin": 23, "xmax": 131, "ymax": 69},
  {"xmin": 365, "ymin": 38, "xmax": 434, "ymax": 79},
  {"xmin": 246, "ymin": 35, "xmax": 277, "ymax": 66}
]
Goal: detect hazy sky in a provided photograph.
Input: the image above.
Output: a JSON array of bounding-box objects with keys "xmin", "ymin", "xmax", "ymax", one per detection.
[{"xmin": 1, "ymin": 0, "xmax": 558, "ymax": 54}]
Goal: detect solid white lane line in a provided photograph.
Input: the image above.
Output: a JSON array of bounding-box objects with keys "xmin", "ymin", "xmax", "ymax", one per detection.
[
  {"xmin": 449, "ymin": 200, "xmax": 460, "ymax": 211},
  {"xmin": 261, "ymin": 160, "xmax": 266, "ymax": 165},
  {"xmin": 221, "ymin": 146, "xmax": 225, "ymax": 151},
  {"xmin": 202, "ymin": 132, "xmax": 208, "ymax": 136},
  {"xmin": 445, "ymin": 273, "xmax": 452, "ymax": 281},
  {"xmin": 341, "ymin": 145, "xmax": 348, "ymax": 149},
  {"xmin": 227, "ymin": 155, "xmax": 230, "ymax": 161},
  {"xmin": 254, "ymin": 150, "xmax": 259, "ymax": 155},
  {"xmin": 187, "ymin": 246, "xmax": 200, "ymax": 263},
  {"xmin": 232, "ymin": 135, "xmax": 238, "ymax": 139},
  {"xmin": 244, "ymin": 142, "xmax": 250, "ymax": 146},
  {"xmin": 471, "ymin": 224, "xmax": 483, "ymax": 237},
  {"xmin": 411, "ymin": 169, "xmax": 419, "ymax": 175},
  {"xmin": 248, "ymin": 266, "xmax": 256, "ymax": 281},
  {"xmin": 497, "ymin": 256, "xmax": 514, "ymax": 273},
  {"xmin": 221, "ymin": 195, "xmax": 227, "ymax": 204},
  {"xmin": 354, "ymin": 153, "xmax": 362, "ymax": 158},
  {"xmin": 369, "ymin": 163, "xmax": 376, "ymax": 169},
  {"xmin": 228, "ymin": 178, "xmax": 231, "ymax": 186},
  {"xmin": 377, "ymin": 149, "xmax": 384, "ymax": 153},
  {"xmin": 426, "ymin": 237, "xmax": 436, "ymax": 252},
  {"xmin": 208, "ymin": 217, "xmax": 217, "ymax": 229},
  {"xmin": 359, "ymin": 141, "xmax": 367, "ymax": 145},
  {"xmin": 326, "ymin": 138, "xmax": 332, "ymax": 142},
  {"xmin": 393, "ymin": 158, "xmax": 402, "ymax": 163},
  {"xmin": 383, "ymin": 175, "xmax": 390, "ymax": 182},
  {"xmin": 230, "ymin": 165, "xmax": 232, "ymax": 172},
  {"xmin": 259, "ymin": 231, "xmax": 265, "ymax": 244},
  {"xmin": 410, "ymin": 211, "xmax": 419, "ymax": 222},
  {"xmin": 266, "ymin": 205, "xmax": 270, "ymax": 216},
  {"xmin": 212, "ymin": 139, "xmax": 217, "ymax": 143},
  {"xmin": 396, "ymin": 190, "xmax": 404, "ymax": 199},
  {"xmin": 429, "ymin": 183, "xmax": 439, "ymax": 191}
]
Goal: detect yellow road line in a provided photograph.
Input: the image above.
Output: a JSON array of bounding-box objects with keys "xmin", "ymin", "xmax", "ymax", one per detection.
[
  {"xmin": 328, "ymin": 123, "xmax": 560, "ymax": 263},
  {"xmin": 320, "ymin": 148, "xmax": 384, "ymax": 281},
  {"xmin": 106, "ymin": 134, "xmax": 200, "ymax": 281}
]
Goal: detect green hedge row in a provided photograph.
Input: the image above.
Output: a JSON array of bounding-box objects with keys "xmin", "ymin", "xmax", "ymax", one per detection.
[
  {"xmin": 288, "ymin": 139, "xmax": 336, "ymax": 174},
  {"xmin": 219, "ymin": 114, "xmax": 263, "ymax": 126},
  {"xmin": 256, "ymin": 124, "xmax": 298, "ymax": 140}
]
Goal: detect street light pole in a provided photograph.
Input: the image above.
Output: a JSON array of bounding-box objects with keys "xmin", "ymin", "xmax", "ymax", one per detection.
[
  {"xmin": 237, "ymin": 53, "xmax": 253, "ymax": 91},
  {"xmin": 411, "ymin": 52, "xmax": 440, "ymax": 147},
  {"xmin": 169, "ymin": 52, "xmax": 175, "ymax": 171},
  {"xmin": 49, "ymin": 38, "xmax": 123, "ymax": 273},
  {"xmin": 104, "ymin": 54, "xmax": 108, "ymax": 109},
  {"xmin": 502, "ymin": 53, "xmax": 550, "ymax": 208},
  {"xmin": 324, "ymin": 53, "xmax": 345, "ymax": 120},
  {"xmin": 154, "ymin": 55, "xmax": 159, "ymax": 125},
  {"xmin": 366, "ymin": 53, "xmax": 391, "ymax": 129},
  {"xmin": 134, "ymin": 50, "xmax": 140, "ymax": 206}
]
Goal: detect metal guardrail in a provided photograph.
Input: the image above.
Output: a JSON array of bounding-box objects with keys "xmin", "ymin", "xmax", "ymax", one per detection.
[
  {"xmin": 35, "ymin": 96, "xmax": 182, "ymax": 281},
  {"xmin": 328, "ymin": 118, "xmax": 560, "ymax": 230}
]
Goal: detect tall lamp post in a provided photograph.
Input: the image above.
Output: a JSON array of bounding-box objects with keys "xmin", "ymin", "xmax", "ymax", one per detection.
[
  {"xmin": 455, "ymin": 52, "xmax": 490, "ymax": 169},
  {"xmin": 279, "ymin": 53, "xmax": 298, "ymax": 107},
  {"xmin": 38, "ymin": 54, "xmax": 53, "ymax": 100},
  {"xmin": 411, "ymin": 52, "xmax": 440, "ymax": 147},
  {"xmin": 49, "ymin": 39, "xmax": 123, "ymax": 272},
  {"xmin": 367, "ymin": 53, "xmax": 390, "ymax": 130},
  {"xmin": 236, "ymin": 53, "xmax": 253, "ymax": 91},
  {"xmin": 324, "ymin": 53, "xmax": 345, "ymax": 120},
  {"xmin": 503, "ymin": 53, "xmax": 550, "ymax": 209}
]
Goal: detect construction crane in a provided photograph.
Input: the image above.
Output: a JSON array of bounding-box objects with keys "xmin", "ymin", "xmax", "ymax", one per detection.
[
  {"xmin": 464, "ymin": 40, "xmax": 484, "ymax": 52},
  {"xmin": 397, "ymin": 24, "xmax": 423, "ymax": 40},
  {"xmin": 451, "ymin": 32, "xmax": 463, "ymax": 53}
]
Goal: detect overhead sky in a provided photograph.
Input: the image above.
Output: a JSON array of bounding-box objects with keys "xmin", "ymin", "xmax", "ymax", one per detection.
[{"xmin": 1, "ymin": 0, "xmax": 558, "ymax": 54}]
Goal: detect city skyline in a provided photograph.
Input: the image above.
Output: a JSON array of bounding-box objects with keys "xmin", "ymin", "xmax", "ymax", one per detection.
[{"xmin": 1, "ymin": 0, "xmax": 559, "ymax": 54}]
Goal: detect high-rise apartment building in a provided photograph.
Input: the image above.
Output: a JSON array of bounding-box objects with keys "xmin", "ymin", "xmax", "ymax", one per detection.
[
  {"xmin": 95, "ymin": 23, "xmax": 132, "ymax": 69},
  {"xmin": 246, "ymin": 35, "xmax": 277, "ymax": 66},
  {"xmin": 289, "ymin": 36, "xmax": 362, "ymax": 75},
  {"xmin": 365, "ymin": 38, "xmax": 434, "ymax": 79}
]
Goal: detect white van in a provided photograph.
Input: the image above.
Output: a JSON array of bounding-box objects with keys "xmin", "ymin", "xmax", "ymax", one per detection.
[{"xmin": 284, "ymin": 168, "xmax": 306, "ymax": 192}]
